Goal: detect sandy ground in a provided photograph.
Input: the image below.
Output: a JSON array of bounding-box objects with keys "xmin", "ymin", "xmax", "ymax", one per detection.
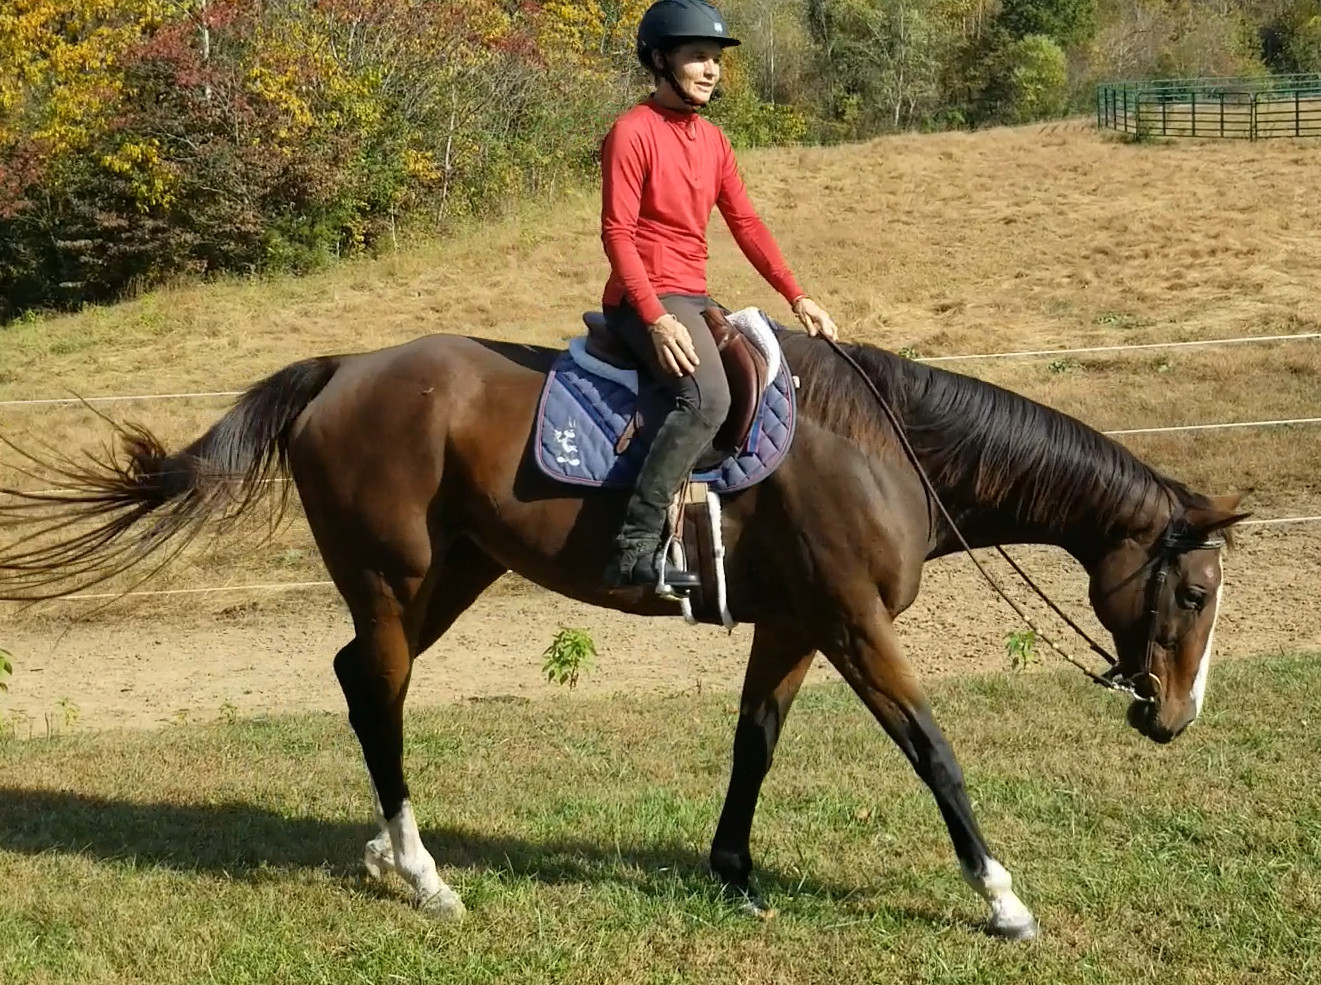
[{"xmin": 3, "ymin": 522, "xmax": 1316, "ymax": 734}]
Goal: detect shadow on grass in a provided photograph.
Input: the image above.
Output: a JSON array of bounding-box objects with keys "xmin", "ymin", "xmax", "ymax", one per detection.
[{"xmin": 0, "ymin": 787, "xmax": 894, "ymax": 916}]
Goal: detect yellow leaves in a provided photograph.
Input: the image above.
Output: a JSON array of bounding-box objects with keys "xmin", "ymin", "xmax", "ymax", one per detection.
[
  {"xmin": 465, "ymin": 0, "xmax": 515, "ymax": 45},
  {"xmin": 100, "ymin": 137, "xmax": 177, "ymax": 210},
  {"xmin": 537, "ymin": 0, "xmax": 650, "ymax": 70},
  {"xmin": 247, "ymin": 64, "xmax": 316, "ymax": 137},
  {"xmin": 0, "ymin": 0, "xmax": 166, "ymax": 154},
  {"xmin": 402, "ymin": 148, "xmax": 441, "ymax": 184}
]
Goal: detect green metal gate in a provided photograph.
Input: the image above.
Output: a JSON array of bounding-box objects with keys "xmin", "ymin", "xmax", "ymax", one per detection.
[{"xmin": 1096, "ymin": 74, "xmax": 1321, "ymax": 140}]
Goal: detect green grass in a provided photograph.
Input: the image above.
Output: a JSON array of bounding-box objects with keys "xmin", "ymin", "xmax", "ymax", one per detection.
[{"xmin": 2, "ymin": 655, "xmax": 1320, "ymax": 984}]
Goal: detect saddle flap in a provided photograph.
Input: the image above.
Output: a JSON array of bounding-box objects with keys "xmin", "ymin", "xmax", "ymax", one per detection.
[{"xmin": 702, "ymin": 307, "xmax": 770, "ymax": 455}]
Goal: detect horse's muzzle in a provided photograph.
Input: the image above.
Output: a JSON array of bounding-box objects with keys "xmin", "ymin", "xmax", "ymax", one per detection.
[{"xmin": 1127, "ymin": 699, "xmax": 1180, "ymax": 744}]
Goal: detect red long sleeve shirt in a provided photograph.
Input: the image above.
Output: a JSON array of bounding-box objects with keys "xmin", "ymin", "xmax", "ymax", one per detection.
[{"xmin": 600, "ymin": 97, "xmax": 804, "ymax": 327}]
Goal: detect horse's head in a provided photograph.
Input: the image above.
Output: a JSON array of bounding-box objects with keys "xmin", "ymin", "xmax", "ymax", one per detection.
[{"xmin": 1086, "ymin": 495, "xmax": 1250, "ymax": 743}]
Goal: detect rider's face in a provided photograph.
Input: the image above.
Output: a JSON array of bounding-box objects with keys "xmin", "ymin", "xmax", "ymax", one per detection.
[{"xmin": 657, "ymin": 41, "xmax": 723, "ymax": 106}]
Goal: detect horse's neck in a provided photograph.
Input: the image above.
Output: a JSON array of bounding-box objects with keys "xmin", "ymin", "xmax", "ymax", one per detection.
[
  {"xmin": 782, "ymin": 336, "xmax": 1178, "ymax": 561},
  {"xmin": 917, "ymin": 423, "xmax": 1175, "ymax": 563}
]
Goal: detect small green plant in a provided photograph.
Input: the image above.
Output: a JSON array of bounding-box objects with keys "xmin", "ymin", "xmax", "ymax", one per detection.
[
  {"xmin": 1005, "ymin": 628, "xmax": 1041, "ymax": 671},
  {"xmin": 0, "ymin": 709, "xmax": 33, "ymax": 741},
  {"xmin": 1152, "ymin": 355, "xmax": 1173, "ymax": 374},
  {"xmin": 0, "ymin": 647, "xmax": 12, "ymax": 692},
  {"xmin": 219, "ymin": 701, "xmax": 239, "ymax": 725},
  {"xmin": 542, "ymin": 627, "xmax": 597, "ymax": 690},
  {"xmin": 1047, "ymin": 358, "xmax": 1082, "ymax": 374},
  {"xmin": 58, "ymin": 697, "xmax": 79, "ymax": 730},
  {"xmin": 897, "ymin": 346, "xmax": 921, "ymax": 360}
]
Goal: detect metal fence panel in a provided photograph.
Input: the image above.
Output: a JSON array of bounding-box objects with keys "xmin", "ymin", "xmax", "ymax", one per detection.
[{"xmin": 1096, "ymin": 75, "xmax": 1321, "ymax": 140}]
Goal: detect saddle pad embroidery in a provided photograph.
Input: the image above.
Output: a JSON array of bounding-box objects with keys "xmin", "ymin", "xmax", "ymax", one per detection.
[{"xmin": 533, "ymin": 323, "xmax": 796, "ymax": 494}]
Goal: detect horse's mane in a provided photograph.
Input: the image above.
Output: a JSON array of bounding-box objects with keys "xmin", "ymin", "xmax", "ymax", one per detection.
[{"xmin": 777, "ymin": 331, "xmax": 1213, "ymax": 538}]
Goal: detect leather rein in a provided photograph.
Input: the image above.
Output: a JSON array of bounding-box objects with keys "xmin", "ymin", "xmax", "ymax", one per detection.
[{"xmin": 819, "ymin": 335, "xmax": 1224, "ymax": 701}]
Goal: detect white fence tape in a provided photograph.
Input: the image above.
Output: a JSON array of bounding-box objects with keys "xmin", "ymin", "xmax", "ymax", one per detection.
[
  {"xmin": 2, "ymin": 331, "xmax": 1317, "ymax": 408},
  {"xmin": 4, "ymin": 515, "xmax": 1309, "ymax": 603}
]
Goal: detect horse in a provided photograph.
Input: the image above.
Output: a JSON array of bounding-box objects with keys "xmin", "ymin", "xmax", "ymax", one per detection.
[{"xmin": 0, "ymin": 315, "xmax": 1248, "ymax": 941}]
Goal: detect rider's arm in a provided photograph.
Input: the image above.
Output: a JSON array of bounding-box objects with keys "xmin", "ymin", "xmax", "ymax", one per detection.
[
  {"xmin": 601, "ymin": 124, "xmax": 668, "ymax": 326},
  {"xmin": 715, "ymin": 133, "xmax": 805, "ymax": 307}
]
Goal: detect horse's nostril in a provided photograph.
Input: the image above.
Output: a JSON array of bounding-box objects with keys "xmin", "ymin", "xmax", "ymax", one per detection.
[
  {"xmin": 1149, "ymin": 722, "xmax": 1176, "ymax": 744},
  {"xmin": 1126, "ymin": 700, "xmax": 1149, "ymax": 732}
]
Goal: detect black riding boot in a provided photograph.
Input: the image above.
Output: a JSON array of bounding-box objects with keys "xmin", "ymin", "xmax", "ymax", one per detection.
[{"xmin": 604, "ymin": 410, "xmax": 708, "ymax": 591}]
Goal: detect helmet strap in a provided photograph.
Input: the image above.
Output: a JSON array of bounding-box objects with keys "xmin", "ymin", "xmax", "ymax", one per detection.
[{"xmin": 655, "ymin": 50, "xmax": 704, "ymax": 111}]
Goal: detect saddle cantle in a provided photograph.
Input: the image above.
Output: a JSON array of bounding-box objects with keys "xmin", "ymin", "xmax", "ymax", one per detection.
[{"xmin": 581, "ymin": 307, "xmax": 771, "ymax": 455}]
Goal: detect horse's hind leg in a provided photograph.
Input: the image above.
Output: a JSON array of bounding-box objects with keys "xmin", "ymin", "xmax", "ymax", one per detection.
[
  {"xmin": 356, "ymin": 539, "xmax": 506, "ymax": 889},
  {"xmin": 826, "ymin": 596, "xmax": 1039, "ymax": 941},
  {"xmin": 339, "ymin": 539, "xmax": 506, "ymax": 919},
  {"xmin": 334, "ymin": 589, "xmax": 467, "ymax": 918},
  {"xmin": 709, "ymin": 622, "xmax": 815, "ymax": 915}
]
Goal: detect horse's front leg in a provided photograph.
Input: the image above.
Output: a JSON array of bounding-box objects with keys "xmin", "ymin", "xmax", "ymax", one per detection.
[
  {"xmin": 709, "ymin": 622, "xmax": 816, "ymax": 915},
  {"xmin": 826, "ymin": 596, "xmax": 1039, "ymax": 941}
]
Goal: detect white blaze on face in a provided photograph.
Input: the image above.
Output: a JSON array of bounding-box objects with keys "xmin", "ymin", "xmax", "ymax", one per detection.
[{"xmin": 1190, "ymin": 555, "xmax": 1224, "ymax": 718}]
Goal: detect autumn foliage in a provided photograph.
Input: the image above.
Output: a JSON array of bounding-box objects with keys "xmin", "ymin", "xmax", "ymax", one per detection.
[
  {"xmin": 3, "ymin": 0, "xmax": 1317, "ymax": 319},
  {"xmin": 0, "ymin": 0, "xmax": 659, "ymax": 318}
]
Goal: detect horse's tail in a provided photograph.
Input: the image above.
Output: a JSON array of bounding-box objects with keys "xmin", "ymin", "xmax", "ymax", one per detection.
[{"xmin": 0, "ymin": 356, "xmax": 342, "ymax": 601}]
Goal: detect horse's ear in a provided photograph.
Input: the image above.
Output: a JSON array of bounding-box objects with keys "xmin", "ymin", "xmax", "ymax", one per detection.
[{"xmin": 1185, "ymin": 493, "xmax": 1252, "ymax": 535}]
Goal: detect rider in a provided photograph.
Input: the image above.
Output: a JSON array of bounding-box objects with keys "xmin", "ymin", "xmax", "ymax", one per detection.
[{"xmin": 601, "ymin": 0, "xmax": 839, "ymax": 591}]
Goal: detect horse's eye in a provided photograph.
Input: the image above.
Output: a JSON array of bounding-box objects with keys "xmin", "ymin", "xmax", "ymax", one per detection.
[{"xmin": 1178, "ymin": 588, "xmax": 1207, "ymax": 611}]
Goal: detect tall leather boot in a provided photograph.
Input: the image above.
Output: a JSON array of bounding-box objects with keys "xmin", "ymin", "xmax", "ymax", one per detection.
[{"xmin": 604, "ymin": 410, "xmax": 706, "ymax": 591}]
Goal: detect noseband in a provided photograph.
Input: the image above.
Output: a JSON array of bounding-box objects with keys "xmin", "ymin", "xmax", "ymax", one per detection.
[{"xmin": 1101, "ymin": 528, "xmax": 1226, "ymax": 703}]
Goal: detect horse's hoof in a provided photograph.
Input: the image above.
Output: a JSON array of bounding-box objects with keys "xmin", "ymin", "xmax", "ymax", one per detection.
[
  {"xmin": 724, "ymin": 885, "xmax": 776, "ymax": 921},
  {"xmin": 988, "ymin": 914, "xmax": 1039, "ymax": 941},
  {"xmin": 364, "ymin": 842, "xmax": 395, "ymax": 881},
  {"xmin": 418, "ymin": 887, "xmax": 466, "ymax": 922}
]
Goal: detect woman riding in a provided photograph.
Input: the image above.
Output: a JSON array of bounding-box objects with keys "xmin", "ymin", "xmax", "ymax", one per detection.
[{"xmin": 600, "ymin": 0, "xmax": 839, "ymax": 591}]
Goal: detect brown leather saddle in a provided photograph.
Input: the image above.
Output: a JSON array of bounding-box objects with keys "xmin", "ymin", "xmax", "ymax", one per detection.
[{"xmin": 580, "ymin": 308, "xmax": 770, "ymax": 455}]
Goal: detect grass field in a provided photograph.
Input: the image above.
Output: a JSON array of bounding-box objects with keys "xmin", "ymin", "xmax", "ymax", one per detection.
[{"xmin": 2, "ymin": 655, "xmax": 1320, "ymax": 984}]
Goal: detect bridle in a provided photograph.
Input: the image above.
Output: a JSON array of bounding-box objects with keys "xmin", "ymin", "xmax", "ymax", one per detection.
[
  {"xmin": 818, "ymin": 334, "xmax": 1226, "ymax": 702},
  {"xmin": 1100, "ymin": 527, "xmax": 1226, "ymax": 704}
]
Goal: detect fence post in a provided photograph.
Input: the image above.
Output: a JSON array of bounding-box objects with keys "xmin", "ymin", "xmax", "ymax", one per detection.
[
  {"xmin": 1191, "ymin": 90, "xmax": 1197, "ymax": 137},
  {"xmin": 1297, "ymin": 87, "xmax": 1302, "ymax": 137}
]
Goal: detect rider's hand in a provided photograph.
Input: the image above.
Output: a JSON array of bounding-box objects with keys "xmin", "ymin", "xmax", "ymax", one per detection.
[
  {"xmin": 792, "ymin": 296, "xmax": 838, "ymax": 340},
  {"xmin": 649, "ymin": 314, "xmax": 700, "ymax": 376}
]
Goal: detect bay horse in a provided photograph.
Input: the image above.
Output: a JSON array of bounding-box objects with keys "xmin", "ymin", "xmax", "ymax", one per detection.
[{"xmin": 0, "ymin": 320, "xmax": 1248, "ymax": 940}]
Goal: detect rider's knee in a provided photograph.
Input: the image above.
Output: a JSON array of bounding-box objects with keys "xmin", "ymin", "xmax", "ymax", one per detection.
[{"xmin": 693, "ymin": 374, "xmax": 731, "ymax": 430}]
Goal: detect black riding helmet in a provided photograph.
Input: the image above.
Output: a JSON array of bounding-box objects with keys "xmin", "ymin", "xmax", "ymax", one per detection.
[{"xmin": 636, "ymin": 0, "xmax": 740, "ymax": 108}]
